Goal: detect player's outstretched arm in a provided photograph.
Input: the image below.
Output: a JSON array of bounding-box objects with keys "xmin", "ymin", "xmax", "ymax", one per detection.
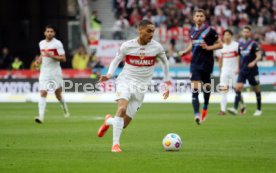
[
  {"xmin": 157, "ymin": 47, "xmax": 171, "ymax": 100},
  {"xmin": 179, "ymin": 41, "xmax": 192, "ymax": 56},
  {"xmin": 98, "ymin": 44, "xmax": 125, "ymax": 83}
]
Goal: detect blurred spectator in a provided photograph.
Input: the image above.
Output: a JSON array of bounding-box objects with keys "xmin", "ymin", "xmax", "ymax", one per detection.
[
  {"xmin": 11, "ymin": 57, "xmax": 24, "ymax": 70},
  {"xmin": 30, "ymin": 55, "xmax": 41, "ymax": 70},
  {"xmin": 90, "ymin": 69, "xmax": 101, "ymax": 79},
  {"xmin": 112, "ymin": 15, "xmax": 130, "ymax": 40},
  {"xmin": 88, "ymin": 51, "xmax": 104, "ymax": 70},
  {"xmin": 129, "ymin": 8, "xmax": 142, "ymax": 26},
  {"xmin": 167, "ymin": 39, "xmax": 180, "ymax": 64},
  {"xmin": 155, "ymin": 8, "xmax": 166, "ymax": 27},
  {"xmin": 72, "ymin": 46, "xmax": 90, "ymax": 70},
  {"xmin": 0, "ymin": 47, "xmax": 13, "ymax": 69},
  {"xmin": 143, "ymin": 11, "xmax": 156, "ymax": 24},
  {"xmin": 265, "ymin": 25, "xmax": 276, "ymax": 44},
  {"xmin": 258, "ymin": 7, "xmax": 271, "ymax": 27},
  {"xmin": 90, "ymin": 10, "xmax": 102, "ymax": 30}
]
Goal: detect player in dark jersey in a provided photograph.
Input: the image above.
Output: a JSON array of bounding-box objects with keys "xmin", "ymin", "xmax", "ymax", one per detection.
[
  {"xmin": 180, "ymin": 9, "xmax": 222, "ymax": 125},
  {"xmin": 228, "ymin": 26, "xmax": 262, "ymax": 116}
]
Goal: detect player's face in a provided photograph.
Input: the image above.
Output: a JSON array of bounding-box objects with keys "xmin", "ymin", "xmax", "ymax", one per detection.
[
  {"xmin": 242, "ymin": 28, "xmax": 251, "ymax": 39},
  {"xmin": 223, "ymin": 32, "xmax": 232, "ymax": 43},
  {"xmin": 44, "ymin": 28, "xmax": 55, "ymax": 40},
  {"xmin": 193, "ymin": 12, "xmax": 206, "ymax": 25},
  {"xmin": 139, "ymin": 24, "xmax": 155, "ymax": 44}
]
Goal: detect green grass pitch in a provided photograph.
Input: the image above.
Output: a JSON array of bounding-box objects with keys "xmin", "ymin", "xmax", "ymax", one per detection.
[{"xmin": 0, "ymin": 103, "xmax": 276, "ymax": 173}]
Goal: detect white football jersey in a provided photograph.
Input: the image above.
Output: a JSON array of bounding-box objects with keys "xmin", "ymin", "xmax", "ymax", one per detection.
[
  {"xmin": 39, "ymin": 38, "xmax": 65, "ymax": 80},
  {"xmin": 215, "ymin": 41, "xmax": 239, "ymax": 72},
  {"xmin": 107, "ymin": 38, "xmax": 169, "ymax": 84}
]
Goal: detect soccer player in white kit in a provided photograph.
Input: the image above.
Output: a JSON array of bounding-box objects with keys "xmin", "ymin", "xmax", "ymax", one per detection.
[
  {"xmin": 215, "ymin": 29, "xmax": 245, "ymax": 115},
  {"xmin": 97, "ymin": 20, "xmax": 171, "ymax": 152},
  {"xmin": 34, "ymin": 25, "xmax": 70, "ymax": 123}
]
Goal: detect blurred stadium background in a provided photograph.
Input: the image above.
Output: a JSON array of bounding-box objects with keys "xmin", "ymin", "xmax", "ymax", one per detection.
[{"xmin": 0, "ymin": 0, "xmax": 276, "ymax": 103}]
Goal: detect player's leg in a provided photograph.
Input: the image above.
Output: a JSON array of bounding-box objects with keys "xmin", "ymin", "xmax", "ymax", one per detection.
[
  {"xmin": 228, "ymin": 72, "xmax": 246, "ymax": 115},
  {"xmin": 35, "ymin": 90, "xmax": 47, "ymax": 123},
  {"xmin": 123, "ymin": 92, "xmax": 144, "ymax": 128},
  {"xmin": 252, "ymin": 85, "xmax": 262, "ymax": 116},
  {"xmin": 191, "ymin": 80, "xmax": 202, "ymax": 125},
  {"xmin": 105, "ymin": 113, "xmax": 132, "ymax": 128},
  {"xmin": 55, "ymin": 87, "xmax": 70, "ymax": 118},
  {"xmin": 98, "ymin": 100, "xmax": 132, "ymax": 137},
  {"xmin": 218, "ymin": 85, "xmax": 228, "ymax": 115},
  {"xmin": 248, "ymin": 74, "xmax": 262, "ymax": 116},
  {"xmin": 228, "ymin": 82, "xmax": 243, "ymax": 115},
  {"xmin": 111, "ymin": 99, "xmax": 129, "ymax": 152},
  {"xmin": 239, "ymin": 93, "xmax": 246, "ymax": 114},
  {"xmin": 218, "ymin": 72, "xmax": 228, "ymax": 115},
  {"xmin": 98, "ymin": 81, "xmax": 131, "ymax": 138},
  {"xmin": 232, "ymin": 73, "xmax": 246, "ymax": 114},
  {"xmin": 201, "ymin": 72, "xmax": 212, "ymax": 121},
  {"xmin": 111, "ymin": 91, "xmax": 143, "ymax": 152}
]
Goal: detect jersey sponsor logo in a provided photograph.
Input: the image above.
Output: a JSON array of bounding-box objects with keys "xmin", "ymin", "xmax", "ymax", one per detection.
[
  {"xmin": 125, "ymin": 55, "xmax": 156, "ymax": 67},
  {"xmin": 41, "ymin": 49, "xmax": 59, "ymax": 56},
  {"xmin": 240, "ymin": 50, "xmax": 250, "ymax": 56},
  {"xmin": 192, "ymin": 39, "xmax": 206, "ymax": 46},
  {"xmin": 222, "ymin": 51, "xmax": 238, "ymax": 58}
]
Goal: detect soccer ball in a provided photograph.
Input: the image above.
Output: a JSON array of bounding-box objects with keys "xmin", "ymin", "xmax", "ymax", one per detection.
[{"xmin": 162, "ymin": 133, "xmax": 183, "ymax": 151}]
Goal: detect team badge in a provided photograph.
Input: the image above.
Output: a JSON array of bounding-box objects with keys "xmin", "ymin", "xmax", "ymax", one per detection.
[{"xmin": 140, "ymin": 53, "xmax": 145, "ymax": 59}]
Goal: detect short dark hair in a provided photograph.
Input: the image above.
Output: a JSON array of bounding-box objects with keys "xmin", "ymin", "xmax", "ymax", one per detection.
[
  {"xmin": 138, "ymin": 20, "xmax": 154, "ymax": 28},
  {"xmin": 45, "ymin": 24, "xmax": 56, "ymax": 32},
  {"xmin": 243, "ymin": 25, "xmax": 252, "ymax": 31},
  {"xmin": 193, "ymin": 9, "xmax": 206, "ymax": 16},
  {"xmin": 223, "ymin": 29, "xmax": 233, "ymax": 36}
]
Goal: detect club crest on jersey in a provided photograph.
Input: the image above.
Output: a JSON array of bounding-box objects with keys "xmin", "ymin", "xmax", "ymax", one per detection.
[{"xmin": 140, "ymin": 53, "xmax": 145, "ymax": 59}]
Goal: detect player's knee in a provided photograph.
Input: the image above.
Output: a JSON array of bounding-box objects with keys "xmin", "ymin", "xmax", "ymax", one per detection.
[
  {"xmin": 123, "ymin": 116, "xmax": 132, "ymax": 128},
  {"xmin": 55, "ymin": 93, "xmax": 62, "ymax": 100},
  {"xmin": 235, "ymin": 87, "xmax": 242, "ymax": 92},
  {"xmin": 118, "ymin": 106, "xmax": 127, "ymax": 116},
  {"xmin": 40, "ymin": 91, "xmax": 47, "ymax": 97},
  {"xmin": 219, "ymin": 86, "xmax": 228, "ymax": 93},
  {"xmin": 253, "ymin": 85, "xmax": 260, "ymax": 93},
  {"xmin": 235, "ymin": 84, "xmax": 243, "ymax": 91}
]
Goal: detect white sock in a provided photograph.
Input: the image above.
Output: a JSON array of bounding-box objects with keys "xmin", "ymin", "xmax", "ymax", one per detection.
[
  {"xmin": 38, "ymin": 97, "xmax": 46, "ymax": 120},
  {"xmin": 113, "ymin": 116, "xmax": 124, "ymax": 146},
  {"xmin": 59, "ymin": 97, "xmax": 68, "ymax": 113},
  {"xmin": 106, "ymin": 117, "xmax": 114, "ymax": 126},
  {"xmin": 220, "ymin": 93, "xmax": 227, "ymax": 112}
]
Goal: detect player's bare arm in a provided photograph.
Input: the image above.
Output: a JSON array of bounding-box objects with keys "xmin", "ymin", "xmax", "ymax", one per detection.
[
  {"xmin": 157, "ymin": 49, "xmax": 171, "ymax": 100},
  {"xmin": 98, "ymin": 46, "xmax": 124, "ymax": 83},
  {"xmin": 163, "ymin": 81, "xmax": 171, "ymax": 100},
  {"xmin": 248, "ymin": 51, "xmax": 262, "ymax": 68},
  {"xmin": 179, "ymin": 41, "xmax": 192, "ymax": 55},
  {"xmin": 202, "ymin": 39, "xmax": 223, "ymax": 51},
  {"xmin": 34, "ymin": 55, "xmax": 42, "ymax": 68},
  {"xmin": 98, "ymin": 74, "xmax": 111, "ymax": 83}
]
